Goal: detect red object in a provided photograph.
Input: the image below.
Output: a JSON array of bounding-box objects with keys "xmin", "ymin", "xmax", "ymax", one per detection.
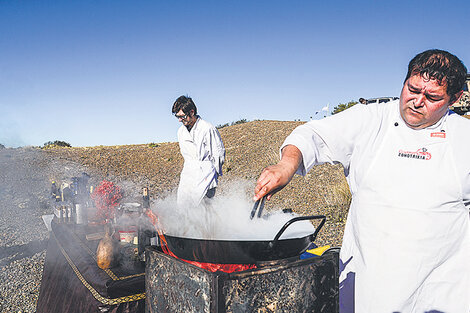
[
  {"xmin": 179, "ymin": 260, "xmax": 256, "ymax": 273},
  {"xmin": 91, "ymin": 180, "xmax": 123, "ymax": 222},
  {"xmin": 144, "ymin": 209, "xmax": 256, "ymax": 273}
]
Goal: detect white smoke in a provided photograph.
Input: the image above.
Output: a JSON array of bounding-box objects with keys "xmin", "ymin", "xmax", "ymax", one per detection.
[
  {"xmin": 0, "ymin": 118, "xmax": 26, "ymax": 147},
  {"xmin": 151, "ymin": 180, "xmax": 315, "ymax": 241}
]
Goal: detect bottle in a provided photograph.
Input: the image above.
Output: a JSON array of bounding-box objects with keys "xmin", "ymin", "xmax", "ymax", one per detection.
[
  {"xmin": 51, "ymin": 181, "xmax": 58, "ymax": 199},
  {"xmin": 67, "ymin": 202, "xmax": 73, "ymax": 224},
  {"xmin": 53, "ymin": 182, "xmax": 62, "ymax": 223},
  {"xmin": 60, "ymin": 188, "xmax": 67, "ymax": 223},
  {"xmin": 72, "ymin": 180, "xmax": 84, "ymax": 225},
  {"xmin": 137, "ymin": 215, "xmax": 146, "ymax": 259},
  {"xmin": 75, "ymin": 202, "xmax": 86, "ymax": 225},
  {"xmin": 57, "ymin": 203, "xmax": 63, "ymax": 223},
  {"xmin": 142, "ymin": 187, "xmax": 150, "ymax": 210},
  {"xmin": 85, "ymin": 185, "xmax": 95, "ymax": 225},
  {"xmin": 71, "ymin": 177, "xmax": 79, "ymax": 199},
  {"xmin": 60, "ymin": 205, "xmax": 66, "ymax": 224},
  {"xmin": 88, "ymin": 185, "xmax": 95, "ymax": 208},
  {"xmin": 138, "ymin": 187, "xmax": 157, "ymax": 260}
]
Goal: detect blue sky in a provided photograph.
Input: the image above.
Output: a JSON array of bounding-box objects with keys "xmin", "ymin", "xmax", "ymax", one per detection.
[{"xmin": 1, "ymin": 0, "xmax": 469, "ymax": 147}]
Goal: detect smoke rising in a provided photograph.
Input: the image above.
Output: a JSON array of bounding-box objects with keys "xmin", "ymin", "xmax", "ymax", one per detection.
[
  {"xmin": 152, "ymin": 179, "xmax": 315, "ymax": 240},
  {"xmin": 0, "ymin": 119, "xmax": 26, "ymax": 148}
]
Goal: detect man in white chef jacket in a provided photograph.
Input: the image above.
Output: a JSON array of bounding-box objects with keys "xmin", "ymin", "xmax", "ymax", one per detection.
[
  {"xmin": 253, "ymin": 49, "xmax": 470, "ymax": 312},
  {"xmin": 172, "ymin": 95, "xmax": 225, "ymax": 208}
]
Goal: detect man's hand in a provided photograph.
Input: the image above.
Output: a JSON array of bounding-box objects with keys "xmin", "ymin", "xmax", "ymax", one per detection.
[{"xmin": 253, "ymin": 145, "xmax": 302, "ymax": 201}]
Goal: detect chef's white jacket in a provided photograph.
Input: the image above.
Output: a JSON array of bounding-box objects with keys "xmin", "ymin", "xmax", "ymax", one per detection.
[
  {"xmin": 177, "ymin": 117, "xmax": 225, "ymax": 207},
  {"xmin": 282, "ymin": 100, "xmax": 470, "ymax": 312}
]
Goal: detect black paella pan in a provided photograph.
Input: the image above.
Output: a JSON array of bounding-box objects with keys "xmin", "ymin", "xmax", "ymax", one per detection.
[{"xmin": 163, "ymin": 215, "xmax": 326, "ymax": 264}]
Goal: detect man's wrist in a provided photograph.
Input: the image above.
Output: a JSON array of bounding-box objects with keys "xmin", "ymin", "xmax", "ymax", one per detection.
[{"xmin": 280, "ymin": 145, "xmax": 302, "ymax": 176}]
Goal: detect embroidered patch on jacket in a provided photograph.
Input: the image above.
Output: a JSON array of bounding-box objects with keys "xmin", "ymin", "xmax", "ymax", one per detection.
[
  {"xmin": 430, "ymin": 132, "xmax": 446, "ymax": 138},
  {"xmin": 398, "ymin": 147, "xmax": 431, "ymax": 160}
]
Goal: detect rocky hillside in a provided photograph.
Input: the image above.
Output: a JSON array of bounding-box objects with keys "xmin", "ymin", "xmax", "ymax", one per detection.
[{"xmin": 43, "ymin": 120, "xmax": 350, "ymax": 246}]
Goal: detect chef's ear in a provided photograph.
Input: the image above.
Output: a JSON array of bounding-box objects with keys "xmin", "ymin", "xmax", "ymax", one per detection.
[
  {"xmin": 189, "ymin": 109, "xmax": 195, "ymax": 117},
  {"xmin": 449, "ymin": 90, "xmax": 463, "ymax": 106}
]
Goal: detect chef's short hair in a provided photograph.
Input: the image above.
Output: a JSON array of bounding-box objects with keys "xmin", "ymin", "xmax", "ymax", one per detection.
[
  {"xmin": 405, "ymin": 49, "xmax": 467, "ymax": 102},
  {"xmin": 172, "ymin": 95, "xmax": 197, "ymax": 115}
]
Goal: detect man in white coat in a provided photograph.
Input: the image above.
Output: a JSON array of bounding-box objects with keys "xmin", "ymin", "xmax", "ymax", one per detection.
[
  {"xmin": 172, "ymin": 96, "xmax": 225, "ymax": 208},
  {"xmin": 253, "ymin": 49, "xmax": 469, "ymax": 312}
]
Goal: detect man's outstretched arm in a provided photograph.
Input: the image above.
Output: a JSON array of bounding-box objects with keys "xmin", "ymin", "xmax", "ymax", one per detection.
[{"xmin": 253, "ymin": 145, "xmax": 303, "ymax": 201}]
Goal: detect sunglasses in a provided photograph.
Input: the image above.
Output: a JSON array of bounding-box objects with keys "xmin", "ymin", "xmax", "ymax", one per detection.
[{"xmin": 175, "ymin": 113, "xmax": 188, "ymax": 120}]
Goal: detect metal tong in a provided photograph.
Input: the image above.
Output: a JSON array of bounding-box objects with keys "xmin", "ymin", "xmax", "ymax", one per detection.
[{"xmin": 250, "ymin": 195, "xmax": 267, "ymax": 219}]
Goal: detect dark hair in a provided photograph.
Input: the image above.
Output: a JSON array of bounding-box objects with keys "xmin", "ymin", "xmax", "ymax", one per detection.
[
  {"xmin": 172, "ymin": 95, "xmax": 197, "ymax": 115},
  {"xmin": 405, "ymin": 49, "xmax": 467, "ymax": 102}
]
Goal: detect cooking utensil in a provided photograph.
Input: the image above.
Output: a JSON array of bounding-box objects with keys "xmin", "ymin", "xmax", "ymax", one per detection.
[
  {"xmin": 250, "ymin": 196, "xmax": 267, "ymax": 219},
  {"xmin": 164, "ymin": 215, "xmax": 326, "ymax": 264}
]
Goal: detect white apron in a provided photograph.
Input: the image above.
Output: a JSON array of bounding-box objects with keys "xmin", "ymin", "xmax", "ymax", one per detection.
[
  {"xmin": 340, "ymin": 117, "xmax": 470, "ymax": 312},
  {"xmin": 177, "ymin": 133, "xmax": 216, "ymax": 208}
]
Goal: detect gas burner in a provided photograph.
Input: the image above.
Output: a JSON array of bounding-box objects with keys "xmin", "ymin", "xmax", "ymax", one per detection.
[{"xmin": 146, "ymin": 247, "xmax": 340, "ymax": 312}]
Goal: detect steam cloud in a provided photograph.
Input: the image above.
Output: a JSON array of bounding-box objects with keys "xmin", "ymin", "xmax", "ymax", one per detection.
[{"xmin": 151, "ymin": 180, "xmax": 315, "ymax": 240}]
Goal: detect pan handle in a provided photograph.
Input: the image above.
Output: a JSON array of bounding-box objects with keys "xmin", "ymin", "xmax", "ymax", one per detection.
[{"xmin": 270, "ymin": 215, "xmax": 326, "ymax": 248}]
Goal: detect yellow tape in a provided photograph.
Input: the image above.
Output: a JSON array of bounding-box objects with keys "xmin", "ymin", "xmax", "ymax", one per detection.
[{"xmin": 306, "ymin": 245, "xmax": 331, "ymax": 256}]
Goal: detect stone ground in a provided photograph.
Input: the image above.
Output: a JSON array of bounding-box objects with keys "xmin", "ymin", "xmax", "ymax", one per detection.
[{"xmin": 0, "ymin": 148, "xmax": 99, "ymax": 313}]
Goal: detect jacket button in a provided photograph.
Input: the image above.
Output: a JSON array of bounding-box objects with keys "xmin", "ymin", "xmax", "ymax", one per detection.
[{"xmin": 394, "ymin": 122, "xmax": 399, "ymax": 126}]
